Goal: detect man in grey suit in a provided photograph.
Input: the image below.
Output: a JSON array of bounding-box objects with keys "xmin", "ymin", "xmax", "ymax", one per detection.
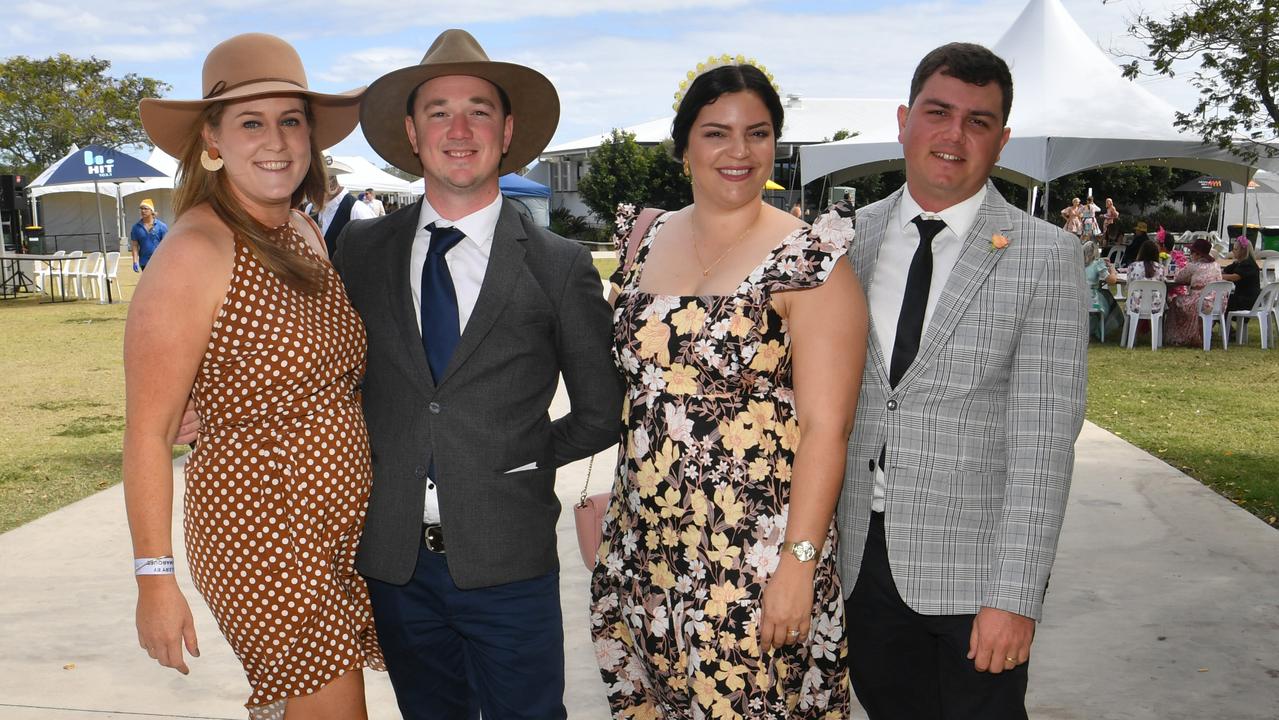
[
  {"xmin": 839, "ymin": 43, "xmax": 1087, "ymax": 719},
  {"xmin": 333, "ymin": 30, "xmax": 621, "ymax": 720}
]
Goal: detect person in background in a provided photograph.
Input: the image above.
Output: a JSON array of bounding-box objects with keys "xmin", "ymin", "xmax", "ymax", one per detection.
[
  {"xmin": 1164, "ymin": 237, "xmax": 1223, "ymax": 346},
  {"xmin": 1101, "ymin": 197, "xmax": 1119, "ymax": 247},
  {"xmin": 1123, "ymin": 220, "xmax": 1150, "ymax": 266},
  {"xmin": 318, "ymin": 174, "xmax": 376, "ymax": 257},
  {"xmin": 1060, "ymin": 197, "xmax": 1083, "ymax": 237},
  {"xmin": 363, "ymin": 187, "xmax": 386, "ymax": 216},
  {"xmin": 1221, "ymin": 237, "xmax": 1261, "ymax": 314},
  {"xmin": 1079, "ymin": 195, "xmax": 1100, "ymax": 244},
  {"xmin": 129, "ymin": 198, "xmax": 168, "ymax": 272},
  {"xmin": 592, "ymin": 57, "xmax": 866, "ymax": 718},
  {"xmin": 1083, "ymin": 240, "xmax": 1120, "ymax": 341},
  {"xmin": 790, "ymin": 202, "xmax": 803, "ymax": 218},
  {"xmin": 125, "ymin": 33, "xmax": 381, "ymax": 719}
]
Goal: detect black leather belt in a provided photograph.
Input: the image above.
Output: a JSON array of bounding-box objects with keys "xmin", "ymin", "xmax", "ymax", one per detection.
[{"xmin": 423, "ymin": 523, "xmax": 445, "ymax": 553}]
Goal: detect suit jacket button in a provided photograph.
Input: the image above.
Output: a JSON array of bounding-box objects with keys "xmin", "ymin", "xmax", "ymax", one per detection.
[
  {"xmin": 886, "ymin": 399, "xmax": 898, "ymax": 411},
  {"xmin": 415, "ymin": 465, "xmax": 428, "ymax": 479},
  {"xmin": 428, "ymin": 402, "xmax": 441, "ymax": 414},
  {"xmin": 868, "ymin": 459, "xmax": 875, "ymax": 471}
]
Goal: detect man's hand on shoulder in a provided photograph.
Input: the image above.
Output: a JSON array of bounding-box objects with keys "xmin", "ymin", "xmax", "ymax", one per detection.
[{"xmin": 968, "ymin": 606, "xmax": 1035, "ymax": 674}]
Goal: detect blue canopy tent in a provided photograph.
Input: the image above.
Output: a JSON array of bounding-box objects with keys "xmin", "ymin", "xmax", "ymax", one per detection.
[
  {"xmin": 32, "ymin": 145, "xmax": 168, "ymax": 302},
  {"xmin": 498, "ymin": 174, "xmax": 551, "ymax": 227}
]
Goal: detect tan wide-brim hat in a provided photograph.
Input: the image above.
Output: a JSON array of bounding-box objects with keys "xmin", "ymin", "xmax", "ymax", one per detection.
[
  {"xmin": 361, "ymin": 29, "xmax": 559, "ymax": 176},
  {"xmin": 139, "ymin": 33, "xmax": 364, "ymax": 158}
]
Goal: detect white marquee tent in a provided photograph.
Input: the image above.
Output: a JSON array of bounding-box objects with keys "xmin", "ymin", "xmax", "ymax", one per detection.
[
  {"xmin": 798, "ymin": 0, "xmax": 1279, "ymax": 201},
  {"xmin": 26, "ymin": 146, "xmax": 177, "ymax": 251},
  {"xmin": 329, "ymin": 155, "xmax": 416, "ymax": 197}
]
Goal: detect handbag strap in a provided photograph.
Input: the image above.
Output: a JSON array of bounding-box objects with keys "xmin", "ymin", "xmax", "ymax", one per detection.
[
  {"xmin": 622, "ymin": 207, "xmax": 665, "ymax": 279},
  {"xmin": 576, "ymin": 455, "xmax": 596, "ymax": 507}
]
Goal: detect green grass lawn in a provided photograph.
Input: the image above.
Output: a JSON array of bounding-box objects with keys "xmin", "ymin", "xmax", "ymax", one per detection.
[
  {"xmin": 0, "ymin": 269, "xmax": 139, "ymax": 532},
  {"xmin": 1086, "ymin": 329, "xmax": 1278, "ymax": 527},
  {"xmin": 1, "ymin": 260, "xmax": 1275, "ymax": 533}
]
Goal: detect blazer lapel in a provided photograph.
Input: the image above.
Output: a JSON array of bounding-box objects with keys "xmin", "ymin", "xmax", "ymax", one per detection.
[
  {"xmin": 436, "ymin": 199, "xmax": 526, "ymax": 385},
  {"xmin": 898, "ymin": 182, "xmax": 1012, "ymax": 388},
  {"xmin": 856, "ymin": 187, "xmax": 902, "ymax": 389},
  {"xmin": 385, "ymin": 199, "xmax": 437, "ymax": 396}
]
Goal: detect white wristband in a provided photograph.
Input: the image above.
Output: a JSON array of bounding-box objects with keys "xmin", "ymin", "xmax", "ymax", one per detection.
[{"xmin": 134, "ymin": 556, "xmax": 175, "ymax": 575}]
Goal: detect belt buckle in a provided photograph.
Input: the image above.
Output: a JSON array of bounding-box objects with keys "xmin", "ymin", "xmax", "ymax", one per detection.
[{"xmin": 423, "ymin": 524, "xmax": 445, "ymax": 553}]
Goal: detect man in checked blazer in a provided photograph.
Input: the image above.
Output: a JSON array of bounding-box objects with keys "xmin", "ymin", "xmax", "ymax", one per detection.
[
  {"xmin": 838, "ymin": 43, "xmax": 1087, "ymax": 719},
  {"xmin": 333, "ymin": 30, "xmax": 621, "ymax": 719}
]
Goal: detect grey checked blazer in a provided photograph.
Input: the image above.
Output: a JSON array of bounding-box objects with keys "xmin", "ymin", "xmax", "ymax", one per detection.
[
  {"xmin": 838, "ymin": 182, "xmax": 1088, "ymax": 621},
  {"xmin": 333, "ymin": 199, "xmax": 623, "ymax": 590}
]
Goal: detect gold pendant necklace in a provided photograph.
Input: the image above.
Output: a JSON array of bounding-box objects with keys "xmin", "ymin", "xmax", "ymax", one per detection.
[{"xmin": 692, "ymin": 215, "xmax": 758, "ymax": 277}]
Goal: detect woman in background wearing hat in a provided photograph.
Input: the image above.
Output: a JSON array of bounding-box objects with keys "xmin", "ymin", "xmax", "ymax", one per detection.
[
  {"xmin": 123, "ymin": 33, "xmax": 382, "ymax": 719},
  {"xmin": 129, "ymin": 198, "xmax": 167, "ymax": 272},
  {"xmin": 1164, "ymin": 237, "xmax": 1224, "ymax": 346}
]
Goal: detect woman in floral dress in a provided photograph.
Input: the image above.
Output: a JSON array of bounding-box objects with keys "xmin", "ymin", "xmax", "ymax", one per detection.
[
  {"xmin": 1165, "ymin": 238, "xmax": 1224, "ymax": 346},
  {"xmin": 1061, "ymin": 197, "xmax": 1083, "ymax": 237},
  {"xmin": 590, "ymin": 59, "xmax": 868, "ymax": 719}
]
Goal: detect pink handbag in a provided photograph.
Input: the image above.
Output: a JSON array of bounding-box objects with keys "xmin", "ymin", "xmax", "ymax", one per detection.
[
  {"xmin": 571, "ymin": 207, "xmax": 663, "ymax": 571},
  {"xmin": 573, "ymin": 484, "xmax": 611, "ymax": 570}
]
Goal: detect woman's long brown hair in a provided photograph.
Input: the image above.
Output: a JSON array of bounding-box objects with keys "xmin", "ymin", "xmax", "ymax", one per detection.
[{"xmin": 171, "ymin": 99, "xmax": 328, "ymax": 294}]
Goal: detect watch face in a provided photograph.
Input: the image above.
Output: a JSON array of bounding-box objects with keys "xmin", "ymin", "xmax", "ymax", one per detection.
[{"xmin": 791, "ymin": 541, "xmax": 816, "ymax": 562}]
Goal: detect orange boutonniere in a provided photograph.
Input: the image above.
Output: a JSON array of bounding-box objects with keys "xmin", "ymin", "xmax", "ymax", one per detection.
[{"xmin": 990, "ymin": 233, "xmax": 1010, "ymax": 252}]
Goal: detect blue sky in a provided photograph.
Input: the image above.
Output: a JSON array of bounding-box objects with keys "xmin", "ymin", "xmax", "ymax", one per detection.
[{"xmin": 2, "ymin": 0, "xmax": 1197, "ymax": 171}]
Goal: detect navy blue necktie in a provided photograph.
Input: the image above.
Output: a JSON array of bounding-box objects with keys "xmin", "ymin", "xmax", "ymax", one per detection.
[
  {"xmin": 889, "ymin": 215, "xmax": 946, "ymax": 388},
  {"xmin": 420, "ymin": 222, "xmax": 467, "ymax": 383}
]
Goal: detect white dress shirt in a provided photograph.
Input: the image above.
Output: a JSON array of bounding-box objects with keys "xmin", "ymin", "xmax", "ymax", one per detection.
[
  {"xmin": 319, "ymin": 192, "xmax": 377, "ymax": 235},
  {"xmin": 410, "ymin": 192, "xmax": 503, "ymax": 523},
  {"xmin": 868, "ymin": 183, "xmax": 986, "ymax": 511}
]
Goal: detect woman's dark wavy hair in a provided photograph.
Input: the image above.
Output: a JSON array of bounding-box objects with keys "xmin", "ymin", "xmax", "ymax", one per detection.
[{"xmin": 670, "ymin": 64, "xmax": 784, "ymax": 160}]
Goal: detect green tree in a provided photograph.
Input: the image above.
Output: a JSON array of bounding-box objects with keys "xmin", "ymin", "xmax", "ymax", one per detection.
[
  {"xmin": 0, "ymin": 55, "xmax": 169, "ymax": 178},
  {"xmin": 1121, "ymin": 0, "xmax": 1278, "ymax": 162},
  {"xmin": 577, "ymin": 129, "xmax": 653, "ymax": 222},
  {"xmin": 644, "ymin": 140, "xmax": 693, "ymax": 212}
]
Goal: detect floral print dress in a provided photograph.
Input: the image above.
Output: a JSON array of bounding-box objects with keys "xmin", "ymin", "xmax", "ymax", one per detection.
[{"xmin": 589, "ymin": 206, "xmax": 852, "ymax": 720}]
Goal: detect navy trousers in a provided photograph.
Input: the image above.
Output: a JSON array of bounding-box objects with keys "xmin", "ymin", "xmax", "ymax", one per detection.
[
  {"xmin": 366, "ymin": 545, "xmax": 567, "ymax": 720},
  {"xmin": 846, "ymin": 512, "xmax": 1029, "ymax": 720}
]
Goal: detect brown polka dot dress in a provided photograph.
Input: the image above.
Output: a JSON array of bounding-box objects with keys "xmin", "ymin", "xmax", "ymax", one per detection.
[{"xmin": 183, "ymin": 217, "xmax": 384, "ymax": 719}]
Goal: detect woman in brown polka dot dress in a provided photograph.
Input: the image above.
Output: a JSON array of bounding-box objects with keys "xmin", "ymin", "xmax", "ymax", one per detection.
[{"xmin": 123, "ymin": 34, "xmax": 382, "ymax": 719}]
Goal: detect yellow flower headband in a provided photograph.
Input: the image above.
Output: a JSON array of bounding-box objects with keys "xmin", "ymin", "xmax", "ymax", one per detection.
[{"xmin": 672, "ymin": 54, "xmax": 780, "ymax": 112}]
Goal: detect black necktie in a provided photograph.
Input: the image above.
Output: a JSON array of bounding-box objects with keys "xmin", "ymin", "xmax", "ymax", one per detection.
[
  {"xmin": 889, "ymin": 215, "xmax": 946, "ymax": 388},
  {"xmin": 420, "ymin": 222, "xmax": 467, "ymax": 383}
]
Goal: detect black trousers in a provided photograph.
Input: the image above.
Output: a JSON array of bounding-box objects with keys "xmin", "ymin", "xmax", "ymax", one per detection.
[{"xmin": 845, "ymin": 512, "xmax": 1028, "ymax": 720}]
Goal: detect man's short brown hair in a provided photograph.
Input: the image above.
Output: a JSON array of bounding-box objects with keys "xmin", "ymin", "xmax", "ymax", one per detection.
[{"xmin": 909, "ymin": 43, "xmax": 1014, "ymax": 125}]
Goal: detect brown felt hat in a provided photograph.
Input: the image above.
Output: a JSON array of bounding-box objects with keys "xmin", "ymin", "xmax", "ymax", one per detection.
[
  {"xmin": 139, "ymin": 33, "xmax": 364, "ymax": 157},
  {"xmin": 360, "ymin": 29, "xmax": 559, "ymax": 176}
]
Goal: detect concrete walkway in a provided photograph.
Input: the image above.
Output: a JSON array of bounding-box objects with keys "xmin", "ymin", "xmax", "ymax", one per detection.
[{"xmin": 1, "ymin": 420, "xmax": 1276, "ymax": 719}]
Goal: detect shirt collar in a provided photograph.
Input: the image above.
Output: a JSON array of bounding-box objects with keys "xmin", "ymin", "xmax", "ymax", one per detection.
[
  {"xmin": 417, "ymin": 192, "xmax": 504, "ymax": 247},
  {"xmin": 897, "ymin": 183, "xmax": 987, "ymax": 242}
]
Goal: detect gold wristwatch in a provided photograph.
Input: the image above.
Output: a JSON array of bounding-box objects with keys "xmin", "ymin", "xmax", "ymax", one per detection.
[{"xmin": 782, "ymin": 540, "xmax": 817, "ymax": 562}]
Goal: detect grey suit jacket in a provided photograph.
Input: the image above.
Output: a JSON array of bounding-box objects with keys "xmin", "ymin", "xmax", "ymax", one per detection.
[
  {"xmin": 838, "ymin": 182, "xmax": 1088, "ymax": 621},
  {"xmin": 333, "ymin": 198, "xmax": 623, "ymax": 589}
]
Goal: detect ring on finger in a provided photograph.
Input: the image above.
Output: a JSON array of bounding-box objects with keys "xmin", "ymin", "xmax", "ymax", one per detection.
[{"xmin": 787, "ymin": 629, "xmax": 800, "ymax": 637}]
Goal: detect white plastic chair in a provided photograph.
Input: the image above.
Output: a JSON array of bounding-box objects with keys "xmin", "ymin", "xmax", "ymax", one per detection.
[
  {"xmin": 1122, "ymin": 280, "xmax": 1167, "ymax": 349},
  {"xmin": 97, "ymin": 251, "xmax": 122, "ymax": 303},
  {"xmin": 1196, "ymin": 280, "xmax": 1234, "ymax": 351},
  {"xmin": 76, "ymin": 252, "xmax": 102, "ymax": 299},
  {"xmin": 50, "ymin": 251, "xmax": 81, "ymax": 300},
  {"xmin": 1228, "ymin": 282, "xmax": 1279, "ymax": 349},
  {"xmin": 1105, "ymin": 245, "xmax": 1124, "ymax": 265},
  {"xmin": 32, "ymin": 258, "xmax": 51, "ymax": 294},
  {"xmin": 1262, "ymin": 258, "xmax": 1279, "ymax": 286}
]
